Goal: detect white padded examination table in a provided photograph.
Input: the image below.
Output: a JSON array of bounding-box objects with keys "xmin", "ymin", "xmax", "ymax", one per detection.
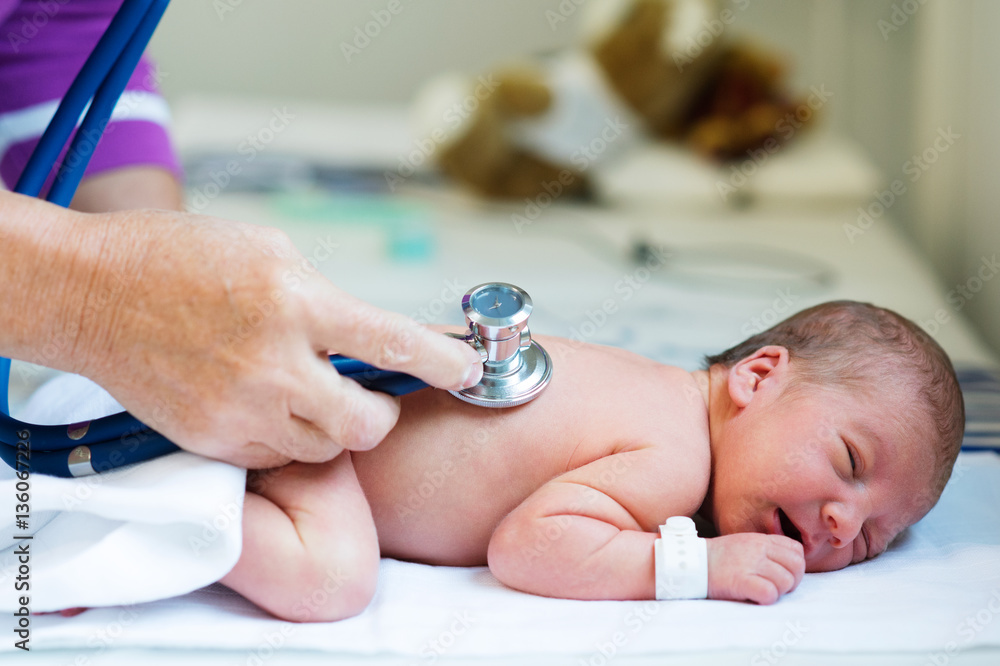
[{"xmin": 2, "ymin": 99, "xmax": 999, "ymax": 665}]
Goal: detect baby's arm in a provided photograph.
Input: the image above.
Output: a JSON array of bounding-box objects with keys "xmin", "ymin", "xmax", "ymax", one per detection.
[
  {"xmin": 488, "ymin": 449, "xmax": 804, "ymax": 604},
  {"xmin": 221, "ymin": 454, "xmax": 379, "ymax": 622}
]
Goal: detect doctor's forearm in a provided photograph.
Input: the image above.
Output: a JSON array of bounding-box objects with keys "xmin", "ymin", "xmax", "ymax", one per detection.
[{"xmin": 0, "ymin": 190, "xmax": 133, "ymax": 375}]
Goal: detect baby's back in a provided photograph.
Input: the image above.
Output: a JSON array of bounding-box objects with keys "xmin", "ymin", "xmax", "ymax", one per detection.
[{"xmin": 352, "ymin": 336, "xmax": 709, "ymax": 566}]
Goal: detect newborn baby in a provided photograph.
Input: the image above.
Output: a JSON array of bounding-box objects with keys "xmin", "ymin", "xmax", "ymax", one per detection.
[{"xmin": 221, "ymin": 300, "xmax": 965, "ymax": 622}]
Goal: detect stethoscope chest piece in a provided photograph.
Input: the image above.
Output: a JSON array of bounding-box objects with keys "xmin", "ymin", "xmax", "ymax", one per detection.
[{"xmin": 448, "ymin": 283, "xmax": 553, "ymax": 408}]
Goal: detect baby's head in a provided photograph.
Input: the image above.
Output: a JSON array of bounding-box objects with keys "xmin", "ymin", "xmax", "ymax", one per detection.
[{"xmin": 700, "ymin": 300, "xmax": 964, "ymax": 572}]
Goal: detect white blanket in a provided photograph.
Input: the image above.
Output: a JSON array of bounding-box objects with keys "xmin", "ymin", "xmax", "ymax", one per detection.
[
  {"xmin": 3, "ymin": 419, "xmax": 999, "ymax": 657},
  {"xmin": 2, "ymin": 373, "xmax": 999, "ymax": 658},
  {"xmin": 0, "ymin": 372, "xmax": 246, "ymax": 613}
]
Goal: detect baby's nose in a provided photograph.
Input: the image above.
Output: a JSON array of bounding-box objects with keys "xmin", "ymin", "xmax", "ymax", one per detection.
[{"xmin": 822, "ymin": 502, "xmax": 862, "ymax": 548}]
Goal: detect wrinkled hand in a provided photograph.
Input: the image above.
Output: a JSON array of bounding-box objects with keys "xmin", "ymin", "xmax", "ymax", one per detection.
[
  {"xmin": 66, "ymin": 209, "xmax": 484, "ymax": 469},
  {"xmin": 706, "ymin": 533, "xmax": 805, "ymax": 605}
]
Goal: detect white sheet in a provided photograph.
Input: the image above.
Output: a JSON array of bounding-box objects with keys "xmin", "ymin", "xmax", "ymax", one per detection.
[
  {"xmin": 5, "ymin": 451, "xmax": 999, "ymax": 658},
  {"xmin": 0, "ymin": 373, "xmax": 246, "ymax": 613},
  {"xmin": 2, "ymin": 373, "xmax": 998, "ymax": 657}
]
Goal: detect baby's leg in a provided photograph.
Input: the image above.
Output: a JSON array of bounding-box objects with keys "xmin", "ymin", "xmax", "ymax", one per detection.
[{"xmin": 221, "ymin": 453, "xmax": 379, "ymax": 622}]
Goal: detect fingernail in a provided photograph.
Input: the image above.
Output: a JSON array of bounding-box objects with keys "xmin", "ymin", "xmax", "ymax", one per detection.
[{"xmin": 461, "ymin": 362, "xmax": 483, "ymax": 389}]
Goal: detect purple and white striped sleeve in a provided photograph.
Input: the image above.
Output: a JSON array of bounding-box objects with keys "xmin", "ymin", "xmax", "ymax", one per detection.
[{"xmin": 0, "ymin": 0, "xmax": 181, "ymax": 192}]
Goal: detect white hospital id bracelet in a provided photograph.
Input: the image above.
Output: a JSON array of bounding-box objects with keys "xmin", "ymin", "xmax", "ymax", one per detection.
[{"xmin": 654, "ymin": 516, "xmax": 708, "ymax": 600}]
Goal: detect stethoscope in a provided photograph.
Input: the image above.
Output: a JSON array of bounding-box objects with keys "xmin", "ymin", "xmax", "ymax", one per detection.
[
  {"xmin": 0, "ymin": 0, "xmax": 553, "ymax": 477},
  {"xmin": 0, "ymin": 282, "xmax": 553, "ymax": 477}
]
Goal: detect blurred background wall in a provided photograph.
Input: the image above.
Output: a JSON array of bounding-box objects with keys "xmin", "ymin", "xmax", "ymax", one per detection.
[{"xmin": 148, "ymin": 0, "xmax": 999, "ymax": 355}]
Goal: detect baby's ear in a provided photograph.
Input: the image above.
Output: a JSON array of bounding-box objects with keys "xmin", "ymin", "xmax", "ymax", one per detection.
[{"xmin": 727, "ymin": 345, "xmax": 789, "ymax": 408}]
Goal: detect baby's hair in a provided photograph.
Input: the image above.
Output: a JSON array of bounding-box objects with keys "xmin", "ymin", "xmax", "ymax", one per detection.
[{"xmin": 704, "ymin": 300, "xmax": 965, "ymax": 503}]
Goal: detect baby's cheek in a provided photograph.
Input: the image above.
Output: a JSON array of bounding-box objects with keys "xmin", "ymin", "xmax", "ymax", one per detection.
[{"xmin": 804, "ymin": 548, "xmax": 852, "ymax": 573}]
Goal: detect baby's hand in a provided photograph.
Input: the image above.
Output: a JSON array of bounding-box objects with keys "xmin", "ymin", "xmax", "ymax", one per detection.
[{"xmin": 705, "ymin": 533, "xmax": 805, "ymax": 605}]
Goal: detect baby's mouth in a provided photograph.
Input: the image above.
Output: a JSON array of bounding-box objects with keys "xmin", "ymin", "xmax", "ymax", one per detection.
[{"xmin": 777, "ymin": 508, "xmax": 803, "ymax": 545}]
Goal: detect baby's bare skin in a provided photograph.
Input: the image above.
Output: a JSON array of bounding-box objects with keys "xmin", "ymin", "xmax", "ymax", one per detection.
[
  {"xmin": 224, "ymin": 333, "xmax": 944, "ymax": 622},
  {"xmin": 353, "ymin": 335, "xmax": 711, "ymax": 567}
]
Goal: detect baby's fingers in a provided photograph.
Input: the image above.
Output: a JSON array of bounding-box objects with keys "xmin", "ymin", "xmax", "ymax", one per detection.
[
  {"xmin": 740, "ymin": 573, "xmax": 782, "ymax": 606},
  {"xmin": 771, "ymin": 534, "xmax": 807, "ymax": 555},
  {"xmin": 767, "ymin": 540, "xmax": 806, "ymax": 592},
  {"xmin": 739, "ymin": 560, "xmax": 798, "ymax": 605}
]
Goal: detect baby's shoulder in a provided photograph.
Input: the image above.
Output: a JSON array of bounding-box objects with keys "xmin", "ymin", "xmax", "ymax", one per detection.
[
  {"xmin": 541, "ymin": 337, "xmax": 709, "ymax": 455},
  {"xmin": 619, "ymin": 361, "xmax": 709, "ymax": 435},
  {"xmin": 621, "ymin": 363, "xmax": 711, "ymax": 480},
  {"xmin": 582, "ymin": 361, "xmax": 711, "ymax": 519}
]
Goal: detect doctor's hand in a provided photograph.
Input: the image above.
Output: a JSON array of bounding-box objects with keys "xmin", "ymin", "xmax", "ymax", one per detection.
[{"xmin": 63, "ymin": 208, "xmax": 485, "ymax": 469}]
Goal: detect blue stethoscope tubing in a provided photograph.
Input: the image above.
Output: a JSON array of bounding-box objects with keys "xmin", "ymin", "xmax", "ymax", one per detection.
[
  {"xmin": 0, "ymin": 355, "xmax": 427, "ymax": 478},
  {"xmin": 14, "ymin": 0, "xmax": 171, "ymax": 206},
  {"xmin": 0, "ymin": 0, "xmax": 428, "ymax": 477}
]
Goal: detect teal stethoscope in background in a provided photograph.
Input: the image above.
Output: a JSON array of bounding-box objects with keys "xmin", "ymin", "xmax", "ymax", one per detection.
[{"xmin": 0, "ymin": 0, "xmax": 553, "ymax": 477}]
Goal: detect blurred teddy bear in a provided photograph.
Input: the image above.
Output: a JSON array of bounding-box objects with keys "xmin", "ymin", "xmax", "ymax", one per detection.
[{"xmin": 410, "ymin": 0, "xmax": 810, "ymax": 200}]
